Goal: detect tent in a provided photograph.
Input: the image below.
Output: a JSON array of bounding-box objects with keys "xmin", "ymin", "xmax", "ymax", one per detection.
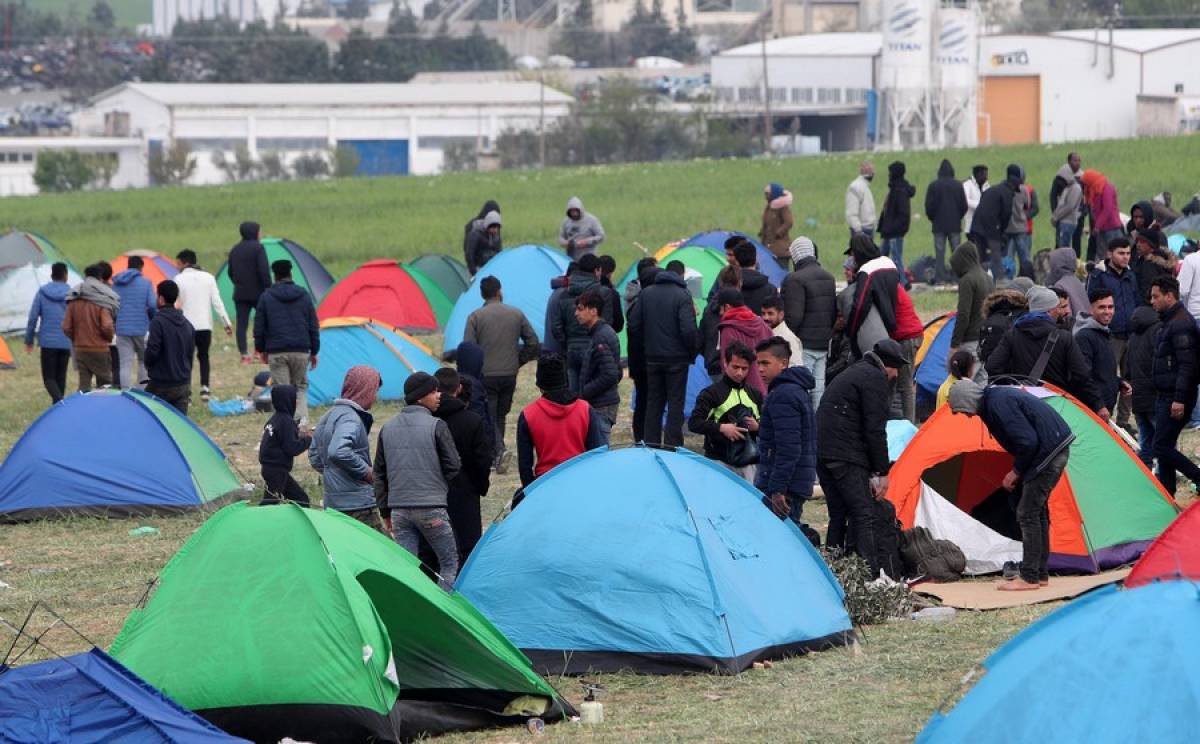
[
  {"xmin": 917, "ymin": 581, "xmax": 1200, "ymax": 743},
  {"xmin": 676, "ymin": 230, "xmax": 787, "ymax": 286},
  {"xmin": 0, "ymin": 336, "xmax": 14, "ymax": 369},
  {"xmin": 401, "ymin": 263, "xmax": 454, "ymax": 327},
  {"xmin": 0, "ymin": 389, "xmax": 243, "ymax": 521},
  {"xmin": 0, "ymin": 648, "xmax": 249, "ymax": 743},
  {"xmin": 617, "ymin": 244, "xmax": 728, "ymax": 299},
  {"xmin": 408, "ymin": 254, "xmax": 471, "ymax": 303},
  {"xmin": 1127, "ymin": 499, "xmax": 1200, "ymax": 587},
  {"xmin": 442, "ymin": 245, "xmax": 569, "ymax": 355},
  {"xmin": 109, "ymin": 250, "xmax": 179, "ymax": 289},
  {"xmin": 456, "ymin": 446, "xmax": 853, "ymax": 675},
  {"xmin": 110, "ymin": 503, "xmax": 572, "ymax": 743},
  {"xmin": 215, "ymin": 237, "xmax": 333, "ymax": 322},
  {"xmin": 307, "ymin": 318, "xmax": 441, "ymax": 407},
  {"xmin": 886, "ymin": 385, "xmax": 1177, "ymax": 573},
  {"xmin": 913, "ymin": 313, "xmax": 956, "ymax": 405},
  {"xmin": 317, "ymin": 260, "xmax": 442, "ymax": 333},
  {"xmin": 0, "ymin": 229, "xmax": 80, "ymax": 334}
]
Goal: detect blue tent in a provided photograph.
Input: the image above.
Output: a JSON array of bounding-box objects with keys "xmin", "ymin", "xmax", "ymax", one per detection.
[
  {"xmin": 629, "ymin": 354, "xmax": 715, "ymax": 430},
  {"xmin": 456, "ymin": 446, "xmax": 853, "ymax": 675},
  {"xmin": 0, "ymin": 647, "xmax": 248, "ymax": 743},
  {"xmin": 307, "ymin": 318, "xmax": 441, "ymax": 407},
  {"xmin": 887, "ymin": 419, "xmax": 919, "ymax": 462},
  {"xmin": 918, "ymin": 581, "xmax": 1200, "ymax": 743},
  {"xmin": 442, "ymin": 245, "xmax": 570, "ymax": 355},
  {"xmin": 914, "ymin": 314, "xmax": 956, "ymax": 404},
  {"xmin": 680, "ymin": 230, "xmax": 786, "ymax": 286}
]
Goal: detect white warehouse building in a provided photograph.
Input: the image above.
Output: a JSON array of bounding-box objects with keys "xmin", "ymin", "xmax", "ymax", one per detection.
[
  {"xmin": 713, "ymin": 28, "xmax": 1200, "ymax": 149},
  {"xmin": 76, "ymin": 82, "xmax": 573, "ymax": 186}
]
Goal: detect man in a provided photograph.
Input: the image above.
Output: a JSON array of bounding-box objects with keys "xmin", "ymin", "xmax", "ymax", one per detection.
[
  {"xmin": 309, "ymin": 366, "xmax": 386, "ymax": 532},
  {"xmin": 1080, "ymin": 170, "xmax": 1123, "ymax": 261},
  {"xmin": 463, "ymin": 276, "xmax": 540, "ymax": 472},
  {"xmin": 1005, "ymin": 166, "xmax": 1037, "ymax": 278},
  {"xmin": 24, "ymin": 262, "xmax": 72, "ymax": 403},
  {"xmin": 552, "ymin": 254, "xmax": 611, "ymax": 391},
  {"xmin": 760, "ymin": 183, "xmax": 794, "ymax": 270},
  {"xmin": 1149, "ymin": 277, "xmax": 1200, "ymax": 495},
  {"xmin": 627, "ymin": 260, "xmax": 698, "ymax": 446},
  {"xmin": 845, "ymin": 160, "xmax": 877, "ymax": 238},
  {"xmin": 948, "ymin": 379, "xmax": 1074, "ymax": 591},
  {"xmin": 144, "ymin": 280, "xmax": 196, "ymax": 414},
  {"xmin": 516, "ymin": 353, "xmax": 607, "ymax": 487},
  {"xmin": 755, "ymin": 336, "xmax": 818, "ymax": 537},
  {"xmin": 1178, "ymin": 233, "xmax": 1200, "ymax": 321},
  {"xmin": 878, "ymin": 160, "xmax": 915, "ymax": 288},
  {"xmin": 781, "ymin": 236, "xmax": 836, "ymax": 406},
  {"xmin": 731, "ymin": 240, "xmax": 776, "ymax": 314},
  {"xmin": 542, "ymin": 261, "xmax": 575, "ymax": 355},
  {"xmin": 701, "ymin": 265, "xmax": 743, "ymax": 381},
  {"xmin": 963, "ymin": 164, "xmax": 989, "ymax": 234},
  {"xmin": 254, "ymin": 260, "xmax": 320, "ymax": 425},
  {"xmin": 1132, "ymin": 228, "xmax": 1176, "ymax": 305},
  {"xmin": 1050, "ymin": 287, "xmax": 1076, "ymax": 331},
  {"xmin": 1087, "ymin": 238, "xmax": 1139, "ymax": 428},
  {"xmin": 688, "ymin": 342, "xmax": 763, "ymax": 483},
  {"xmin": 227, "ymin": 221, "xmax": 271, "ymax": 363},
  {"xmin": 1074, "ymin": 288, "xmax": 1130, "ymax": 420},
  {"xmin": 174, "ymin": 249, "xmax": 232, "ymax": 401},
  {"xmin": 433, "ymin": 368, "xmax": 491, "ymax": 565},
  {"xmin": 623, "ymin": 256, "xmax": 658, "ymax": 315},
  {"xmin": 559, "ymin": 196, "xmax": 605, "ymax": 258},
  {"xmin": 111, "ymin": 255, "xmax": 156, "ymax": 389},
  {"xmin": 985, "ymin": 286, "xmax": 1105, "ymax": 416},
  {"xmin": 760, "ymin": 296, "xmax": 803, "ymax": 367},
  {"xmin": 62, "ymin": 264, "xmax": 118, "ymax": 392},
  {"xmin": 464, "ymin": 209, "xmax": 502, "ymax": 276},
  {"xmin": 969, "ymin": 165, "xmax": 1017, "ymax": 281},
  {"xmin": 924, "ymin": 159, "xmax": 969, "ymax": 283},
  {"xmin": 575, "ymin": 288, "xmax": 622, "ymax": 430},
  {"xmin": 1048, "ymin": 247, "xmax": 1088, "ymax": 317},
  {"xmin": 375, "ymin": 371, "xmax": 462, "ymax": 590},
  {"xmin": 816, "ymin": 339, "xmax": 906, "ymax": 575},
  {"xmin": 717, "ymin": 288, "xmax": 773, "ymax": 397},
  {"xmin": 625, "ymin": 258, "xmax": 659, "ymax": 443},
  {"xmin": 1050, "ymin": 161, "xmax": 1083, "ymax": 249},
  {"xmin": 597, "ymin": 255, "xmax": 625, "ymax": 333},
  {"xmin": 949, "ymin": 242, "xmax": 992, "ymax": 357}
]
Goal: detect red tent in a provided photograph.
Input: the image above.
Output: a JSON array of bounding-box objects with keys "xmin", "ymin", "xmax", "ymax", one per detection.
[
  {"xmin": 316, "ymin": 259, "xmax": 438, "ymax": 333},
  {"xmin": 1126, "ymin": 500, "xmax": 1195, "ymax": 587}
]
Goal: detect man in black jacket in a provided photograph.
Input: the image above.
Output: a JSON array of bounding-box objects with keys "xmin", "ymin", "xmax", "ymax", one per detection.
[
  {"xmin": 227, "ymin": 221, "xmax": 271, "ymax": 363},
  {"xmin": 732, "ymin": 240, "xmax": 776, "ymax": 315},
  {"xmin": 255, "ymin": 260, "xmax": 320, "ymax": 425},
  {"xmin": 878, "ymin": 160, "xmax": 915, "ymax": 289},
  {"xmin": 1149, "ymin": 276, "xmax": 1200, "ymax": 495},
  {"xmin": 598, "ymin": 255, "xmax": 625, "ymax": 333},
  {"xmin": 1074, "ymin": 288, "xmax": 1130, "ymax": 418},
  {"xmin": 781, "ymin": 237, "xmax": 836, "ymax": 406},
  {"xmin": 969, "ymin": 166, "xmax": 1018, "ymax": 281},
  {"xmin": 1127, "ymin": 305, "xmax": 1161, "ymax": 467},
  {"xmin": 259, "ymin": 384, "xmax": 312, "ymax": 506},
  {"xmin": 626, "ymin": 259, "xmax": 658, "ymax": 443},
  {"xmin": 688, "ymin": 341, "xmax": 762, "ymax": 482},
  {"xmin": 434, "ymin": 368, "xmax": 491, "ymax": 564},
  {"xmin": 552, "ymin": 254, "xmax": 613, "ymax": 392},
  {"xmin": 145, "ymin": 280, "xmax": 196, "ymax": 415},
  {"xmin": 627, "ymin": 260, "xmax": 698, "ymax": 446},
  {"xmin": 925, "ymin": 158, "xmax": 969, "ymax": 283},
  {"xmin": 816, "ymin": 339, "xmax": 906, "ymax": 576},
  {"xmin": 576, "ymin": 288, "xmax": 622, "ymax": 431}
]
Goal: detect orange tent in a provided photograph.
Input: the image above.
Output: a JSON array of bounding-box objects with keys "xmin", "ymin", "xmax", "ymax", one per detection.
[
  {"xmin": 0, "ymin": 336, "xmax": 14, "ymax": 369},
  {"xmin": 110, "ymin": 251, "xmax": 179, "ymax": 289}
]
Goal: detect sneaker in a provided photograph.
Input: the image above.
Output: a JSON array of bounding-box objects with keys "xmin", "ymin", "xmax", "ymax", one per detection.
[
  {"xmin": 200, "ymin": 386, "xmax": 211, "ymax": 401},
  {"xmin": 495, "ymin": 450, "xmax": 512, "ymax": 475},
  {"xmin": 1001, "ymin": 561, "xmax": 1019, "ymax": 580}
]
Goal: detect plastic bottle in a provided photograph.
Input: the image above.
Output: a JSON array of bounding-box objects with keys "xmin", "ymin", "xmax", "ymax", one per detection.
[
  {"xmin": 912, "ymin": 606, "xmax": 957, "ymax": 623},
  {"xmin": 128, "ymin": 526, "xmax": 160, "ymax": 537},
  {"xmin": 579, "ymin": 684, "xmax": 604, "ymax": 724}
]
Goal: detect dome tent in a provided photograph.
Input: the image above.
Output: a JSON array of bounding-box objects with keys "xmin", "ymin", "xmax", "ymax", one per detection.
[
  {"xmin": 109, "ymin": 250, "xmax": 179, "ymax": 290},
  {"xmin": 0, "ymin": 389, "xmax": 243, "ymax": 521},
  {"xmin": 0, "ymin": 335, "xmax": 14, "ymax": 369},
  {"xmin": 215, "ymin": 237, "xmax": 333, "ymax": 322},
  {"xmin": 307, "ymin": 318, "xmax": 441, "ymax": 407},
  {"xmin": 913, "ymin": 313, "xmax": 956, "ymax": 407},
  {"xmin": 110, "ymin": 503, "xmax": 573, "ymax": 743},
  {"xmin": 0, "ymin": 229, "xmax": 80, "ymax": 333},
  {"xmin": 408, "ymin": 253, "xmax": 471, "ymax": 303},
  {"xmin": 457, "ymin": 446, "xmax": 853, "ymax": 675},
  {"xmin": 1127, "ymin": 499, "xmax": 1200, "ymax": 587},
  {"xmin": 317, "ymin": 260, "xmax": 441, "ymax": 333},
  {"xmin": 400, "ymin": 263, "xmax": 454, "ymax": 327},
  {"xmin": 676, "ymin": 229, "xmax": 787, "ymax": 286}
]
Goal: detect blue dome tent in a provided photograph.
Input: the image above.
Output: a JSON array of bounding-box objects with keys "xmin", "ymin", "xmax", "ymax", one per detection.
[
  {"xmin": 679, "ymin": 230, "xmax": 786, "ymax": 286},
  {"xmin": 307, "ymin": 318, "xmax": 441, "ymax": 407},
  {"xmin": 442, "ymin": 245, "xmax": 569, "ymax": 356},
  {"xmin": 456, "ymin": 446, "xmax": 853, "ymax": 675},
  {"xmin": 918, "ymin": 581, "xmax": 1200, "ymax": 743}
]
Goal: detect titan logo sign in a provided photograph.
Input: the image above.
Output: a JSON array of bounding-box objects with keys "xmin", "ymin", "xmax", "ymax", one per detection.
[{"xmin": 991, "ymin": 50, "xmax": 1030, "ymax": 66}]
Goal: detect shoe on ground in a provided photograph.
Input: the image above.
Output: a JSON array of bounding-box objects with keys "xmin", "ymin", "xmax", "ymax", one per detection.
[
  {"xmin": 200, "ymin": 386, "xmax": 211, "ymax": 401},
  {"xmin": 1002, "ymin": 561, "xmax": 1019, "ymax": 580},
  {"xmin": 495, "ymin": 450, "xmax": 512, "ymax": 475}
]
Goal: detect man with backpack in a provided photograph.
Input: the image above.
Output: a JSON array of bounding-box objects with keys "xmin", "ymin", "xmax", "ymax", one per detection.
[{"xmin": 689, "ymin": 342, "xmax": 763, "ymax": 483}]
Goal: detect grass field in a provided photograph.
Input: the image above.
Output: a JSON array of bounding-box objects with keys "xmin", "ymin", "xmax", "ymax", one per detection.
[{"xmin": 37, "ymin": 0, "xmax": 151, "ymax": 28}]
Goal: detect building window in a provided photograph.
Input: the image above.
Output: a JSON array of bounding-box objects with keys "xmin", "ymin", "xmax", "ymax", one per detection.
[
  {"xmin": 768, "ymin": 87, "xmax": 787, "ymax": 103},
  {"xmin": 845, "ymin": 88, "xmax": 869, "ymax": 104},
  {"xmin": 737, "ymin": 87, "xmax": 761, "ymax": 103},
  {"xmin": 714, "ymin": 87, "xmax": 735, "ymax": 102},
  {"xmin": 817, "ymin": 88, "xmax": 842, "ymax": 104},
  {"xmin": 792, "ymin": 87, "xmax": 814, "ymax": 104},
  {"xmin": 179, "ymin": 138, "xmax": 246, "ymax": 152},
  {"xmin": 21, "ymin": 152, "xmax": 32, "ymax": 162},
  {"xmin": 419, "ymin": 136, "xmax": 487, "ymax": 151},
  {"xmin": 256, "ymin": 137, "xmax": 328, "ymax": 151},
  {"xmin": 5, "ymin": 152, "xmax": 18, "ymax": 162}
]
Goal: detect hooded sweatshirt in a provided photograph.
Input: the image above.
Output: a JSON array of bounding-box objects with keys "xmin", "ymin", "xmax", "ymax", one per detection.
[
  {"xmin": 1126, "ymin": 200, "xmax": 1159, "ymax": 236},
  {"xmin": 253, "ymin": 280, "xmax": 320, "ymax": 355},
  {"xmin": 1051, "ymin": 164, "xmax": 1083, "ymax": 227},
  {"xmin": 227, "ymin": 222, "xmax": 271, "ymax": 303},
  {"xmin": 718, "ymin": 306, "xmax": 774, "ymax": 396},
  {"xmin": 145, "ymin": 306, "xmax": 195, "ymax": 386},
  {"xmin": 879, "ymin": 161, "xmax": 916, "ymax": 239},
  {"xmin": 454, "ymin": 340, "xmax": 494, "ymax": 444},
  {"xmin": 969, "ymin": 172, "xmax": 1015, "ymax": 242},
  {"xmin": 1006, "ymin": 166, "xmax": 1034, "ymax": 235},
  {"xmin": 1073, "ymin": 314, "xmax": 1120, "ymax": 409},
  {"xmin": 559, "ymin": 197, "xmax": 605, "ymax": 256},
  {"xmin": 1081, "ymin": 170, "xmax": 1122, "ymax": 232},
  {"xmin": 464, "ymin": 210, "xmax": 503, "ymax": 274},
  {"xmin": 755, "ymin": 365, "xmax": 817, "ymax": 499},
  {"xmin": 516, "ymin": 393, "xmax": 607, "ymax": 485},
  {"xmin": 925, "ymin": 159, "xmax": 969, "ymax": 235},
  {"xmin": 24, "ymin": 280, "xmax": 71, "ymax": 350},
  {"xmin": 950, "ymin": 242, "xmax": 992, "ymax": 346},
  {"xmin": 1047, "ymin": 247, "xmax": 1088, "ymax": 316},
  {"xmin": 112, "ymin": 269, "xmax": 156, "ymax": 337},
  {"xmin": 259, "ymin": 385, "xmax": 312, "ymax": 470}
]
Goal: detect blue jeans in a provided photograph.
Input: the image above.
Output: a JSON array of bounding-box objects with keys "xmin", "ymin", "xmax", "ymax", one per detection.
[
  {"xmin": 1135, "ymin": 411, "xmax": 1156, "ymax": 470},
  {"xmin": 1006, "ymin": 233, "xmax": 1032, "ymax": 278},
  {"xmin": 1055, "ymin": 222, "xmax": 1077, "ymax": 249},
  {"xmin": 802, "ymin": 347, "xmax": 828, "ymax": 409},
  {"xmin": 392, "ymin": 507, "xmax": 459, "ymax": 589},
  {"xmin": 1151, "ymin": 397, "xmax": 1200, "ymax": 496},
  {"xmin": 881, "ymin": 237, "xmax": 908, "ymax": 287}
]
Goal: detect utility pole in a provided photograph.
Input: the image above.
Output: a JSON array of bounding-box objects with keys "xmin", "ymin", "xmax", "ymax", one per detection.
[
  {"xmin": 760, "ymin": 14, "xmax": 772, "ymax": 154},
  {"xmin": 539, "ymin": 72, "xmax": 547, "ymax": 168}
]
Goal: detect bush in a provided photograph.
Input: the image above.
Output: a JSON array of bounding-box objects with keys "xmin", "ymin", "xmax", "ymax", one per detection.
[
  {"xmin": 33, "ymin": 150, "xmax": 115, "ymax": 193},
  {"xmin": 822, "ymin": 548, "xmax": 913, "ymax": 626},
  {"xmin": 330, "ymin": 144, "xmax": 360, "ymax": 178},
  {"xmin": 293, "ymin": 151, "xmax": 331, "ymax": 180},
  {"xmin": 149, "ymin": 141, "xmax": 196, "ymax": 186},
  {"xmin": 442, "ymin": 140, "xmax": 477, "ymax": 173}
]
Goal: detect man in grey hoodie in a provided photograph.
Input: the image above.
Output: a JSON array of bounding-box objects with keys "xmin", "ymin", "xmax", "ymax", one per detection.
[
  {"xmin": 1050, "ymin": 164, "xmax": 1083, "ymax": 250},
  {"xmin": 375, "ymin": 371, "xmax": 462, "ymax": 589},
  {"xmin": 559, "ymin": 197, "xmax": 605, "ymax": 259}
]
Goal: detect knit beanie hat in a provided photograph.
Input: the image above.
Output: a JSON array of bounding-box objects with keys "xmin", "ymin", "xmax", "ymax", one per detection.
[
  {"xmin": 766, "ymin": 182, "xmax": 785, "ymax": 201},
  {"xmin": 948, "ymin": 379, "xmax": 985, "ymax": 415},
  {"xmin": 1026, "ymin": 286, "xmax": 1058, "ymax": 314},
  {"xmin": 789, "ymin": 236, "xmax": 816, "ymax": 264},
  {"xmin": 1010, "ymin": 276, "xmax": 1035, "ymax": 293},
  {"xmin": 404, "ymin": 371, "xmax": 438, "ymax": 405},
  {"xmin": 536, "ymin": 352, "xmax": 569, "ymax": 392}
]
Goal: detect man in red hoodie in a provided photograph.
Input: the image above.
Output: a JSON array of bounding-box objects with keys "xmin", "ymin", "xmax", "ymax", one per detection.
[
  {"xmin": 716, "ymin": 288, "xmax": 774, "ymax": 397},
  {"xmin": 516, "ymin": 352, "xmax": 608, "ymax": 488}
]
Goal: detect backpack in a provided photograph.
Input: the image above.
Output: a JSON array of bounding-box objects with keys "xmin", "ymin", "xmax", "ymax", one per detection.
[
  {"xmin": 874, "ymin": 498, "xmax": 905, "ymax": 581},
  {"xmin": 900, "ymin": 526, "xmax": 967, "ymax": 582}
]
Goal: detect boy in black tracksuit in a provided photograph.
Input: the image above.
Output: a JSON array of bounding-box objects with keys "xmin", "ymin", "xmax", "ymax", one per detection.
[
  {"xmin": 688, "ymin": 341, "xmax": 763, "ymax": 482},
  {"xmin": 259, "ymin": 384, "xmax": 313, "ymax": 506}
]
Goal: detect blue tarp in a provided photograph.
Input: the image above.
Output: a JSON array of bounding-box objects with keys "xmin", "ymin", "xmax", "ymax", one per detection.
[
  {"xmin": 457, "ymin": 446, "xmax": 852, "ymax": 673},
  {"xmin": 918, "ymin": 581, "xmax": 1200, "ymax": 743},
  {"xmin": 0, "ymin": 647, "xmax": 248, "ymax": 743},
  {"xmin": 680, "ymin": 230, "xmax": 786, "ymax": 287},
  {"xmin": 442, "ymin": 245, "xmax": 570, "ymax": 355},
  {"xmin": 308, "ymin": 322, "xmax": 441, "ymax": 407},
  {"xmin": 915, "ymin": 315, "xmax": 956, "ymax": 402}
]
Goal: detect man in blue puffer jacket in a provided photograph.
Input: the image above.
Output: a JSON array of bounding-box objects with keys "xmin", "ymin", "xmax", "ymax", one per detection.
[
  {"xmin": 112, "ymin": 255, "xmax": 156, "ymax": 388},
  {"xmin": 24, "ymin": 262, "xmax": 73, "ymax": 404},
  {"xmin": 255, "ymin": 260, "xmax": 320, "ymax": 425}
]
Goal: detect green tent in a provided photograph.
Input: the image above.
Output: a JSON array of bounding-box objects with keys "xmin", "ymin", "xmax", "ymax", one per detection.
[
  {"xmin": 400, "ymin": 264, "xmax": 454, "ymax": 327},
  {"xmin": 215, "ymin": 237, "xmax": 334, "ymax": 323},
  {"xmin": 615, "ymin": 245, "xmax": 721, "ymax": 356},
  {"xmin": 110, "ymin": 503, "xmax": 571, "ymax": 743},
  {"xmin": 408, "ymin": 254, "xmax": 471, "ymax": 303}
]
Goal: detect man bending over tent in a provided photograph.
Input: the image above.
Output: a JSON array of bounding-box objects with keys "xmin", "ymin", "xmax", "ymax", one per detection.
[{"xmin": 948, "ymin": 380, "xmax": 1074, "ymax": 591}]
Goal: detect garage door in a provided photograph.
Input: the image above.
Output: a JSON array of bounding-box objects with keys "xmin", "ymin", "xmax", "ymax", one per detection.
[
  {"xmin": 340, "ymin": 140, "xmax": 409, "ymax": 176},
  {"xmin": 978, "ymin": 76, "xmax": 1040, "ymax": 145}
]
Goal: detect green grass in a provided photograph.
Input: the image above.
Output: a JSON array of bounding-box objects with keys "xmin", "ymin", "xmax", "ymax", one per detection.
[{"xmin": 37, "ymin": 0, "xmax": 151, "ymax": 28}]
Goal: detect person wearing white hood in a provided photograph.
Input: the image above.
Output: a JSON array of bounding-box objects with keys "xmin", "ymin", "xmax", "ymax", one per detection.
[{"xmin": 559, "ymin": 197, "xmax": 605, "ymax": 259}]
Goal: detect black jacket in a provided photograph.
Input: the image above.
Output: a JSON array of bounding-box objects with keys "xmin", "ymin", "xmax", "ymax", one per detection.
[
  {"xmin": 227, "ymin": 226, "xmax": 271, "ymax": 304},
  {"xmin": 849, "ymin": 255, "xmax": 900, "ymax": 353},
  {"xmin": 781, "ymin": 257, "xmax": 837, "ymax": 346},
  {"xmin": 454, "ymin": 341, "xmax": 495, "ymax": 453},
  {"xmin": 464, "ymin": 225, "xmax": 502, "ymax": 276},
  {"xmin": 553, "ymin": 270, "xmax": 613, "ymax": 351},
  {"xmin": 145, "ymin": 307, "xmax": 195, "ymax": 387},
  {"xmin": 687, "ymin": 374, "xmax": 764, "ymax": 464},
  {"xmin": 924, "ymin": 159, "xmax": 969, "ymax": 234},
  {"xmin": 739, "ymin": 268, "xmax": 776, "ymax": 316},
  {"xmin": 579, "ymin": 320, "xmax": 622, "ymax": 407},
  {"xmin": 1127, "ymin": 305, "xmax": 1161, "ymax": 414},
  {"xmin": 1073, "ymin": 316, "xmax": 1120, "ymax": 411},
  {"xmin": 599, "ymin": 276, "xmax": 625, "ymax": 333},
  {"xmin": 627, "ymin": 270, "xmax": 698, "ymax": 365},
  {"xmin": 756, "ymin": 366, "xmax": 818, "ymax": 499},
  {"xmin": 625, "ymin": 266, "xmax": 658, "ymax": 376},
  {"xmin": 1152, "ymin": 301, "xmax": 1200, "ymax": 404},
  {"xmin": 815, "ymin": 352, "xmax": 890, "ymax": 473},
  {"xmin": 254, "ymin": 281, "xmax": 320, "ymax": 355},
  {"xmin": 984, "ymin": 313, "xmax": 1103, "ymax": 411},
  {"xmin": 435, "ymin": 395, "xmax": 491, "ymax": 560},
  {"xmin": 969, "ymin": 181, "xmax": 1015, "ymax": 242},
  {"xmin": 1132, "ymin": 248, "xmax": 1177, "ymax": 305},
  {"xmin": 259, "ymin": 385, "xmax": 312, "ymax": 470},
  {"xmin": 980, "ymin": 386, "xmax": 1074, "ymax": 479},
  {"xmin": 879, "ymin": 163, "xmax": 916, "ymax": 239},
  {"xmin": 699, "ymin": 296, "xmax": 723, "ymax": 376}
]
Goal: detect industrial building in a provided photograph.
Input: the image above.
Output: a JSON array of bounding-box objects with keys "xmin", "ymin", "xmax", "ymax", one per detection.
[{"xmin": 74, "ymin": 82, "xmax": 572, "ymax": 186}]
